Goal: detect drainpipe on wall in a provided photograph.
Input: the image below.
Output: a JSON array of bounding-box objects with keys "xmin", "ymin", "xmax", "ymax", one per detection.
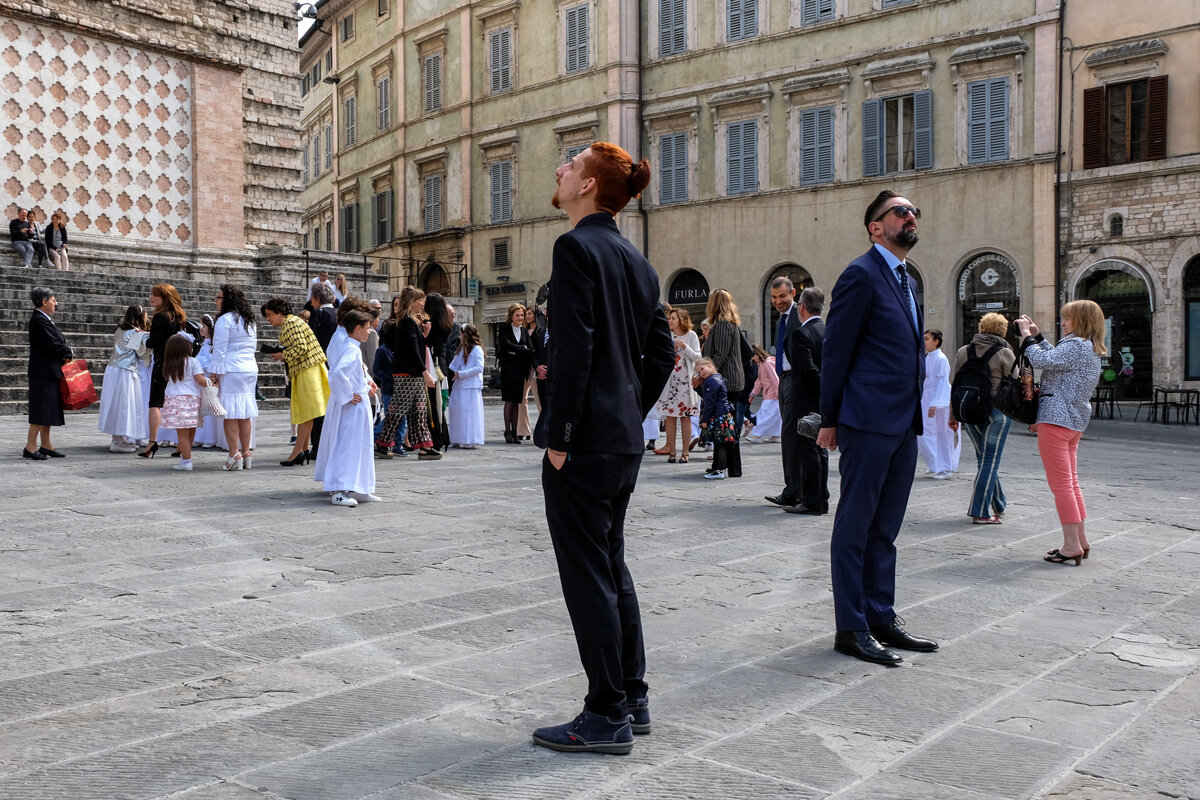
[
  {"xmin": 1054, "ymin": 0, "xmax": 1067, "ymax": 309},
  {"xmin": 637, "ymin": 0, "xmax": 649, "ymax": 258}
]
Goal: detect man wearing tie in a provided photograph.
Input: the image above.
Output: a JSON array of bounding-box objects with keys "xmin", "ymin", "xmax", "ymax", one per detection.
[
  {"xmin": 783, "ymin": 287, "xmax": 828, "ymax": 515},
  {"xmin": 817, "ymin": 190, "xmax": 939, "ymax": 666},
  {"xmin": 764, "ymin": 278, "xmax": 803, "ymax": 507}
]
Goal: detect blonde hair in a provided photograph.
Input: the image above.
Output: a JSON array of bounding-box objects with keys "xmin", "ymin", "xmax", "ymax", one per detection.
[
  {"xmin": 695, "ymin": 357, "xmax": 716, "ymax": 372},
  {"xmin": 705, "ymin": 289, "xmax": 740, "ymax": 326},
  {"xmin": 1062, "ymin": 299, "xmax": 1108, "ymax": 356},
  {"xmin": 978, "ymin": 312, "xmax": 1009, "ymax": 337}
]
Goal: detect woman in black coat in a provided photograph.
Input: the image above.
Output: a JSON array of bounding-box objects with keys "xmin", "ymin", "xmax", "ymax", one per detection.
[
  {"xmin": 25, "ymin": 286, "xmax": 73, "ymax": 460},
  {"xmin": 142, "ymin": 283, "xmax": 186, "ymax": 456},
  {"xmin": 424, "ymin": 293, "xmax": 453, "ymax": 451},
  {"xmin": 496, "ymin": 302, "xmax": 533, "ymax": 443}
]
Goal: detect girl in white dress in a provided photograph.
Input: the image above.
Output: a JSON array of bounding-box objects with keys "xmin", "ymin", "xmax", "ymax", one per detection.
[
  {"xmin": 917, "ymin": 329, "xmax": 961, "ymax": 478},
  {"xmin": 158, "ymin": 334, "xmax": 205, "ymax": 471},
  {"xmin": 314, "ymin": 310, "xmax": 379, "ymax": 507},
  {"xmin": 98, "ymin": 305, "xmax": 150, "ymax": 451},
  {"xmin": 448, "ymin": 324, "xmax": 486, "ymax": 448},
  {"xmin": 194, "ymin": 315, "xmax": 225, "ymax": 450}
]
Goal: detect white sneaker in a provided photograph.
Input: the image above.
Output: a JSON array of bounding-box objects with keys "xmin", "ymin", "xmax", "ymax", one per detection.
[
  {"xmin": 172, "ymin": 460, "xmax": 193, "ymax": 471},
  {"xmin": 331, "ymin": 492, "xmax": 358, "ymax": 507},
  {"xmin": 109, "ymin": 443, "xmax": 138, "ymax": 453},
  {"xmin": 349, "ymin": 492, "xmax": 382, "ymax": 503},
  {"xmin": 931, "ymin": 472, "xmax": 951, "ymax": 480},
  {"xmin": 703, "ymin": 469, "xmax": 727, "ymax": 480},
  {"xmin": 744, "ymin": 435, "xmax": 762, "ymax": 444},
  {"xmin": 136, "ymin": 439, "xmax": 149, "ymax": 447}
]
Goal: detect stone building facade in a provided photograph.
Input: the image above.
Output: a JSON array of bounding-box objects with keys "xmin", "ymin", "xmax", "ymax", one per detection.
[
  {"xmin": 301, "ymin": 0, "xmax": 1063, "ymax": 357},
  {"xmin": 1, "ymin": 0, "xmax": 303, "ymax": 254},
  {"xmin": 1058, "ymin": 2, "xmax": 1200, "ymax": 397}
]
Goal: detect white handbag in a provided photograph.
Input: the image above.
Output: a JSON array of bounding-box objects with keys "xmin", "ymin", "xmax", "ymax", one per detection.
[{"xmin": 199, "ymin": 377, "xmax": 226, "ymax": 417}]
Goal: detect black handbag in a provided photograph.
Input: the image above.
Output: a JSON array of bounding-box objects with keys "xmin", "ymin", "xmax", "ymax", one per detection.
[{"xmin": 993, "ymin": 354, "xmax": 1049, "ymax": 425}]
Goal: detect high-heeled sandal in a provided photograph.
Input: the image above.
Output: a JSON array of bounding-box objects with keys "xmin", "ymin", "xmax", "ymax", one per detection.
[
  {"xmin": 242, "ymin": 451, "xmax": 253, "ymax": 470},
  {"xmin": 138, "ymin": 442, "xmax": 159, "ymax": 459},
  {"xmin": 221, "ymin": 452, "xmax": 243, "ymax": 471},
  {"xmin": 279, "ymin": 451, "xmax": 309, "ymax": 467},
  {"xmin": 1044, "ymin": 550, "xmax": 1083, "ymax": 565},
  {"xmin": 1047, "ymin": 547, "xmax": 1090, "ymax": 559}
]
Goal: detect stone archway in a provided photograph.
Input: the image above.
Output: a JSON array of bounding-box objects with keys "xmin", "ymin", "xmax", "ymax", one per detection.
[
  {"xmin": 1076, "ymin": 259, "xmax": 1155, "ymax": 398},
  {"xmin": 761, "ymin": 264, "xmax": 812, "ymax": 350}
]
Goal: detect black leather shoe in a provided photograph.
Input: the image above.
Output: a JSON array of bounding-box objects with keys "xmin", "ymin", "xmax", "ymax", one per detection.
[
  {"xmin": 764, "ymin": 494, "xmax": 796, "ymax": 507},
  {"xmin": 21, "ymin": 448, "xmax": 48, "ymax": 461},
  {"xmin": 834, "ymin": 630, "xmax": 902, "ymax": 666},
  {"xmin": 783, "ymin": 503, "xmax": 824, "ymax": 515},
  {"xmin": 37, "ymin": 447, "xmax": 65, "ymax": 458},
  {"xmin": 869, "ymin": 617, "xmax": 939, "ymax": 652}
]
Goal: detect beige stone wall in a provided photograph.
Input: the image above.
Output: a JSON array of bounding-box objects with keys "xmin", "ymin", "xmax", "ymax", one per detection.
[{"xmin": 0, "ymin": 0, "xmax": 302, "ymax": 248}]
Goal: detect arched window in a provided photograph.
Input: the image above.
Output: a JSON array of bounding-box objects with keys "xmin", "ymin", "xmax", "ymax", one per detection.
[
  {"xmin": 762, "ymin": 264, "xmax": 812, "ymax": 349},
  {"xmin": 1185, "ymin": 256, "xmax": 1200, "ymax": 380},
  {"xmin": 420, "ymin": 261, "xmax": 450, "ymax": 295},
  {"xmin": 1078, "ymin": 259, "xmax": 1154, "ymax": 398},
  {"xmin": 1110, "ymin": 214, "xmax": 1124, "ymax": 237},
  {"xmin": 667, "ymin": 268, "xmax": 710, "ymax": 328},
  {"xmin": 958, "ymin": 252, "xmax": 1021, "ymax": 349}
]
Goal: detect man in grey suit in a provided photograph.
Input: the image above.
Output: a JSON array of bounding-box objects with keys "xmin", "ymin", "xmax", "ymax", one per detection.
[{"xmin": 765, "ymin": 277, "xmax": 803, "ymax": 507}]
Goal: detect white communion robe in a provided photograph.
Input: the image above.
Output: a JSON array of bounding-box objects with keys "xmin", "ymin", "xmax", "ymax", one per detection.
[
  {"xmin": 917, "ymin": 347, "xmax": 961, "ymax": 475},
  {"xmin": 314, "ymin": 329, "xmax": 376, "ymax": 495},
  {"xmin": 448, "ymin": 345, "xmax": 486, "ymax": 446}
]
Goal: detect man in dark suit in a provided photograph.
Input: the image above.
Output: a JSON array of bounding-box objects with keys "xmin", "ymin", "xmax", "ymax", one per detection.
[
  {"xmin": 532, "ymin": 142, "xmax": 674, "ymax": 755},
  {"xmin": 783, "ymin": 287, "xmax": 828, "ymax": 515},
  {"xmin": 765, "ymin": 278, "xmax": 802, "ymax": 507},
  {"xmin": 818, "ymin": 190, "xmax": 939, "ymax": 667}
]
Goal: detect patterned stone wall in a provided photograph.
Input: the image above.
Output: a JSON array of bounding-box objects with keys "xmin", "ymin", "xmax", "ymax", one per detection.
[
  {"xmin": 0, "ymin": 0, "xmax": 301, "ymax": 249},
  {"xmin": 1, "ymin": 16, "xmax": 195, "ymax": 243}
]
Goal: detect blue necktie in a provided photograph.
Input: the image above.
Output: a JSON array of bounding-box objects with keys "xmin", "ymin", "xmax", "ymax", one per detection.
[
  {"xmin": 773, "ymin": 311, "xmax": 788, "ymax": 376},
  {"xmin": 897, "ymin": 263, "xmax": 917, "ymax": 330}
]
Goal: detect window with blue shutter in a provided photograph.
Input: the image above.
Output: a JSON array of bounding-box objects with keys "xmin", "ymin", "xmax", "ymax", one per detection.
[
  {"xmin": 912, "ymin": 89, "xmax": 933, "ymax": 169},
  {"xmin": 490, "ymin": 29, "xmax": 511, "ymax": 93},
  {"xmin": 565, "ymin": 5, "xmax": 589, "ymax": 74},
  {"xmin": 801, "ymin": 0, "xmax": 835, "ymax": 25},
  {"xmin": 659, "ymin": 132, "xmax": 688, "ymax": 204},
  {"xmin": 377, "ymin": 75, "xmax": 390, "ymax": 130},
  {"xmin": 727, "ymin": 119, "xmax": 758, "ymax": 194},
  {"xmin": 862, "ymin": 98, "xmax": 882, "ymax": 177},
  {"xmin": 312, "ymin": 134, "xmax": 320, "ymax": 174},
  {"xmin": 341, "ymin": 203, "xmax": 359, "ymax": 252},
  {"xmin": 424, "ymin": 175, "xmax": 442, "ymax": 233},
  {"xmin": 728, "ymin": 0, "xmax": 757, "ymax": 41},
  {"xmin": 324, "ymin": 124, "xmax": 332, "ymax": 169},
  {"xmin": 302, "ymin": 143, "xmax": 309, "ymax": 184},
  {"xmin": 659, "ymin": 0, "xmax": 686, "ymax": 56},
  {"xmin": 799, "ymin": 106, "xmax": 835, "ymax": 185},
  {"xmin": 864, "ymin": 91, "xmax": 932, "ymax": 175},
  {"xmin": 566, "ymin": 143, "xmax": 589, "ymax": 162},
  {"xmin": 880, "ymin": 0, "xmax": 916, "ymax": 7},
  {"xmin": 967, "ymin": 78, "xmax": 1009, "ymax": 163},
  {"xmin": 424, "ymin": 53, "xmax": 442, "ymax": 112},
  {"xmin": 344, "ymin": 95, "xmax": 357, "ymax": 145},
  {"xmin": 491, "ymin": 160, "xmax": 513, "ymax": 223}
]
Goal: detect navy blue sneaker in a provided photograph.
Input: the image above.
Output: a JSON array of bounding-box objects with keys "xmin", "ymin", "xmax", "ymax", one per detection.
[
  {"xmin": 627, "ymin": 698, "xmax": 650, "ymax": 735},
  {"xmin": 532, "ymin": 710, "xmax": 634, "ymax": 754}
]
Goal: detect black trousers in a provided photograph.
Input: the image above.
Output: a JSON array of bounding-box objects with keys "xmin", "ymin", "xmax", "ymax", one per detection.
[
  {"xmin": 778, "ymin": 376, "xmax": 803, "ymax": 502},
  {"xmin": 542, "ymin": 450, "xmax": 647, "ymax": 719}
]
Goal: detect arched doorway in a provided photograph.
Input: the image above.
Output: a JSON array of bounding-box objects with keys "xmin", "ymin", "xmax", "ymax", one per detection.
[
  {"xmin": 1078, "ymin": 259, "xmax": 1154, "ymax": 399},
  {"xmin": 958, "ymin": 253, "xmax": 1021, "ymax": 349},
  {"xmin": 762, "ymin": 264, "xmax": 813, "ymax": 350},
  {"xmin": 420, "ymin": 261, "xmax": 450, "ymax": 295},
  {"xmin": 667, "ymin": 268, "xmax": 710, "ymax": 329},
  {"xmin": 1186, "ymin": 256, "xmax": 1200, "ymax": 380}
]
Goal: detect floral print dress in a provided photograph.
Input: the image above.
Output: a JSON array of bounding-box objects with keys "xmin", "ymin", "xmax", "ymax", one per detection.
[{"xmin": 655, "ymin": 329, "xmax": 701, "ymax": 418}]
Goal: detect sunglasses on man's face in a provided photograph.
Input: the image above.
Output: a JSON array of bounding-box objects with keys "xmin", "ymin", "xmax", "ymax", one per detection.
[{"xmin": 873, "ymin": 205, "xmax": 921, "ymax": 222}]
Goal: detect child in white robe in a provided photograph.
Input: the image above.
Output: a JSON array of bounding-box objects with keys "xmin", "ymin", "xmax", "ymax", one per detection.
[
  {"xmin": 314, "ymin": 311, "xmax": 379, "ymax": 507},
  {"xmin": 194, "ymin": 315, "xmax": 225, "ymax": 449},
  {"xmin": 447, "ymin": 324, "xmax": 485, "ymax": 448},
  {"xmin": 98, "ymin": 306, "xmax": 150, "ymax": 452},
  {"xmin": 918, "ymin": 329, "xmax": 961, "ymax": 478}
]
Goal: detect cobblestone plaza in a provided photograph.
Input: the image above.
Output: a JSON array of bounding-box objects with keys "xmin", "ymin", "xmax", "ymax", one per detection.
[{"xmin": 0, "ymin": 411, "xmax": 1197, "ymax": 799}]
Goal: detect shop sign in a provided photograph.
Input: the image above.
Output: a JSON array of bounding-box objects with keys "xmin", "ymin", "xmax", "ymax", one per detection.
[{"xmin": 485, "ymin": 282, "xmax": 527, "ymax": 296}]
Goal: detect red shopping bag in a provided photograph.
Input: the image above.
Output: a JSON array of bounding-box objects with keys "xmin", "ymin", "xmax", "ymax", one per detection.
[{"xmin": 59, "ymin": 359, "xmax": 98, "ymax": 410}]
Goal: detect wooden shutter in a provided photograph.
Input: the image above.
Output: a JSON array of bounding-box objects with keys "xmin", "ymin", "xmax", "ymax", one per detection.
[
  {"xmin": 491, "ymin": 160, "xmax": 512, "ymax": 223},
  {"xmin": 800, "ymin": 107, "xmax": 834, "ymax": 184},
  {"xmin": 862, "ymin": 98, "xmax": 883, "ymax": 177},
  {"xmin": 424, "ymin": 175, "xmax": 442, "ymax": 233},
  {"xmin": 344, "ymin": 96, "xmax": 356, "ymax": 145},
  {"xmin": 1146, "ymin": 75, "xmax": 1168, "ymax": 161},
  {"xmin": 659, "ymin": 132, "xmax": 687, "ymax": 203},
  {"xmin": 566, "ymin": 6, "xmax": 588, "ymax": 73},
  {"xmin": 302, "ymin": 144, "xmax": 309, "ymax": 184},
  {"xmin": 374, "ymin": 191, "xmax": 392, "ymax": 245},
  {"xmin": 728, "ymin": 120, "xmax": 757, "ymax": 194},
  {"xmin": 660, "ymin": 0, "xmax": 686, "ymax": 56},
  {"xmin": 425, "ymin": 54, "xmax": 441, "ymax": 111},
  {"xmin": 312, "ymin": 135, "xmax": 320, "ymax": 174},
  {"xmin": 1082, "ymin": 86, "xmax": 1106, "ymax": 169},
  {"xmin": 490, "ymin": 29, "xmax": 511, "ymax": 93},
  {"xmin": 377, "ymin": 76, "xmax": 390, "ymax": 130},
  {"xmin": 987, "ymin": 78, "xmax": 1009, "ymax": 161},
  {"xmin": 324, "ymin": 124, "xmax": 332, "ymax": 168},
  {"xmin": 801, "ymin": 0, "xmax": 833, "ymax": 25},
  {"xmin": 728, "ymin": 0, "xmax": 743, "ymax": 40},
  {"xmin": 967, "ymin": 81, "xmax": 987, "ymax": 163},
  {"xmin": 912, "ymin": 89, "xmax": 933, "ymax": 170}
]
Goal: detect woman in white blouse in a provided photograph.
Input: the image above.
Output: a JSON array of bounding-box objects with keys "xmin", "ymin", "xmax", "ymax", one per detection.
[
  {"xmin": 653, "ymin": 307, "xmax": 702, "ymax": 462},
  {"xmin": 917, "ymin": 329, "xmax": 960, "ymax": 479},
  {"xmin": 210, "ymin": 284, "xmax": 259, "ymax": 470}
]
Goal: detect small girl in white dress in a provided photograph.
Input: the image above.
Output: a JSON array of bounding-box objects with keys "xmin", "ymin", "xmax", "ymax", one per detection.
[
  {"xmin": 98, "ymin": 305, "xmax": 150, "ymax": 452},
  {"xmin": 448, "ymin": 324, "xmax": 486, "ymax": 448},
  {"xmin": 159, "ymin": 334, "xmax": 206, "ymax": 471},
  {"xmin": 194, "ymin": 315, "xmax": 225, "ymax": 450}
]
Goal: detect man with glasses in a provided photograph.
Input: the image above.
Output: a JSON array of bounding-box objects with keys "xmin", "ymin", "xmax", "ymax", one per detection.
[{"xmin": 817, "ymin": 189, "xmax": 940, "ymax": 666}]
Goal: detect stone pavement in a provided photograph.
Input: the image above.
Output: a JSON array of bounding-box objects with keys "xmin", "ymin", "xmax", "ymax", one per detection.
[{"xmin": 0, "ymin": 409, "xmax": 1197, "ymax": 800}]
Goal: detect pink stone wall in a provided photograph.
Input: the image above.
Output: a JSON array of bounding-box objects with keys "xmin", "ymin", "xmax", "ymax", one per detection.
[{"xmin": 191, "ymin": 62, "xmax": 245, "ymax": 250}]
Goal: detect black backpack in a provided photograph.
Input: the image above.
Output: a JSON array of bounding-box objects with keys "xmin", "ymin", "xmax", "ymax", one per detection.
[{"xmin": 950, "ymin": 344, "xmax": 1002, "ymax": 425}]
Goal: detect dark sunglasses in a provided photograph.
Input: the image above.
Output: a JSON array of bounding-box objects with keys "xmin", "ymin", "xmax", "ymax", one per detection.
[{"xmin": 873, "ymin": 205, "xmax": 921, "ymax": 222}]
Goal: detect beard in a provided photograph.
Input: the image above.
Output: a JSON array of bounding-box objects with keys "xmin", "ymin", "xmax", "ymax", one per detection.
[
  {"xmin": 888, "ymin": 226, "xmax": 919, "ymax": 249},
  {"xmin": 551, "ymin": 187, "xmax": 562, "ymax": 210}
]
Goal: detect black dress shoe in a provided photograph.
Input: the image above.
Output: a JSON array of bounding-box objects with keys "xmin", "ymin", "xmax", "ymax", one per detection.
[
  {"xmin": 869, "ymin": 618, "xmax": 939, "ymax": 652},
  {"xmin": 764, "ymin": 494, "xmax": 796, "ymax": 507},
  {"xmin": 834, "ymin": 630, "xmax": 902, "ymax": 666},
  {"xmin": 37, "ymin": 447, "xmax": 65, "ymax": 458},
  {"xmin": 783, "ymin": 503, "xmax": 824, "ymax": 515},
  {"xmin": 21, "ymin": 448, "xmax": 48, "ymax": 461}
]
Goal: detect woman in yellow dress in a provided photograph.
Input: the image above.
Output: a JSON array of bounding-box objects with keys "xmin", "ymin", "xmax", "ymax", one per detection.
[{"xmin": 261, "ymin": 298, "xmax": 329, "ymax": 465}]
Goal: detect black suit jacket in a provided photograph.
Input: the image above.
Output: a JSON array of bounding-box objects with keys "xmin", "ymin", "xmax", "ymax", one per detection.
[
  {"xmin": 544, "ymin": 213, "xmax": 674, "ymax": 454},
  {"xmin": 786, "ymin": 317, "xmax": 824, "ymax": 416},
  {"xmin": 496, "ymin": 324, "xmax": 533, "ymax": 372},
  {"xmin": 310, "ymin": 306, "xmax": 337, "ymax": 353},
  {"xmin": 27, "ymin": 311, "xmax": 72, "ymax": 379}
]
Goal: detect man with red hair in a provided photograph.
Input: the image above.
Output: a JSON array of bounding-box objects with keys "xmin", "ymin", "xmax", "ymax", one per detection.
[{"xmin": 533, "ymin": 143, "xmax": 674, "ymax": 754}]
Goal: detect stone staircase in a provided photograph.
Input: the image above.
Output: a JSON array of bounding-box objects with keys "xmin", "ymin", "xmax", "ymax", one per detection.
[{"xmin": 0, "ymin": 265, "xmax": 311, "ymax": 416}]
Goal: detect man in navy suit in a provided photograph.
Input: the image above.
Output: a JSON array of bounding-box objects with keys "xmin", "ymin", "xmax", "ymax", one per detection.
[
  {"xmin": 764, "ymin": 277, "xmax": 803, "ymax": 507},
  {"xmin": 817, "ymin": 190, "xmax": 939, "ymax": 666},
  {"xmin": 532, "ymin": 143, "xmax": 674, "ymax": 754}
]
